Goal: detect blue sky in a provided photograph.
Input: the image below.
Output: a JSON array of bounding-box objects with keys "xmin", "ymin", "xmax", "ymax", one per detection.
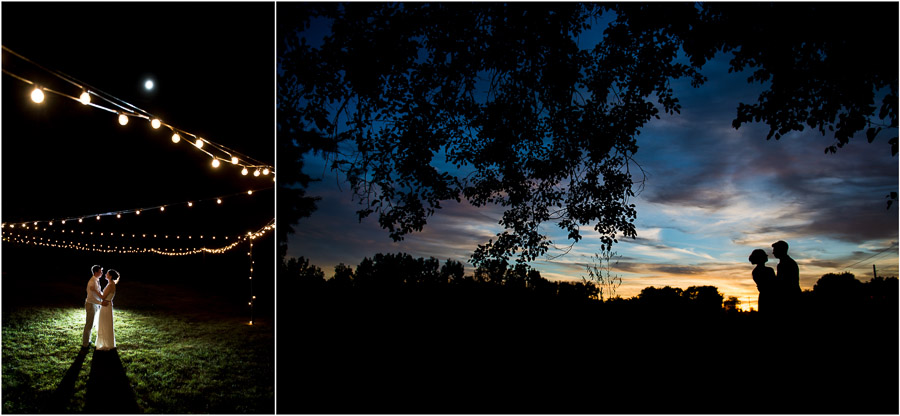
[{"xmin": 284, "ymin": 15, "xmax": 898, "ymax": 308}]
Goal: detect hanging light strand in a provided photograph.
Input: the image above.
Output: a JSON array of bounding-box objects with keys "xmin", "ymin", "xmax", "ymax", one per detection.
[
  {"xmin": 1, "ymin": 219, "xmax": 274, "ymax": 256},
  {"xmin": 1, "ymin": 186, "xmax": 272, "ymax": 228},
  {"xmin": 1, "ymin": 46, "xmax": 274, "ymax": 177}
]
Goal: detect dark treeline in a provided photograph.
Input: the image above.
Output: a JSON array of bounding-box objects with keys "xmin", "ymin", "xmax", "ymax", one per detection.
[
  {"xmin": 280, "ymin": 252, "xmax": 898, "ymax": 413},
  {"xmin": 286, "ymin": 252, "xmax": 897, "ymax": 315}
]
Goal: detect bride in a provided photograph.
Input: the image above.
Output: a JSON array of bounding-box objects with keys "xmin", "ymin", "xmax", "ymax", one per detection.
[{"xmin": 96, "ymin": 269, "xmax": 120, "ymax": 351}]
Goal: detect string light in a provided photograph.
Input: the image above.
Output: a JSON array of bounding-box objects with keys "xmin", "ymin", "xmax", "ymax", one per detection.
[
  {"xmin": 212, "ymin": 158, "xmax": 220, "ymax": 168},
  {"xmin": 248, "ymin": 241, "xmax": 255, "ymax": 325},
  {"xmin": 31, "ymin": 87, "xmax": 44, "ymax": 103},
  {"xmin": 171, "ymin": 132, "xmax": 181, "ymax": 143},
  {"xmin": 254, "ymin": 169, "xmax": 261, "ymax": 177},
  {"xmin": 0, "ymin": 219, "xmax": 272, "ymax": 256},
  {"xmin": 242, "ymin": 167, "xmax": 249, "ymax": 176},
  {"xmin": 2, "ymin": 187, "xmax": 272, "ymax": 226},
  {"xmin": 3, "ymin": 48, "xmax": 274, "ymax": 179}
]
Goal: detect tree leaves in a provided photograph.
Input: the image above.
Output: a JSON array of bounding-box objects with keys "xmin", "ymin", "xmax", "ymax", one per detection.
[{"xmin": 279, "ymin": 2, "xmax": 899, "ymax": 265}]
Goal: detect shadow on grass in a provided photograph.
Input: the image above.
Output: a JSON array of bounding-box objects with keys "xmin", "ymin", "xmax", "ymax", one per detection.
[
  {"xmin": 85, "ymin": 349, "xmax": 140, "ymax": 414},
  {"xmin": 45, "ymin": 347, "xmax": 89, "ymax": 413}
]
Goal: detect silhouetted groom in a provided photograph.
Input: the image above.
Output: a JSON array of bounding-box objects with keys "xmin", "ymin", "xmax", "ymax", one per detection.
[
  {"xmin": 772, "ymin": 240, "xmax": 801, "ymax": 313},
  {"xmin": 83, "ymin": 265, "xmax": 104, "ymax": 348}
]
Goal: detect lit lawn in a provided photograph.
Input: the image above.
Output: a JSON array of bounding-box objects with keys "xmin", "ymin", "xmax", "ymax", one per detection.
[{"xmin": 2, "ymin": 281, "xmax": 273, "ymax": 413}]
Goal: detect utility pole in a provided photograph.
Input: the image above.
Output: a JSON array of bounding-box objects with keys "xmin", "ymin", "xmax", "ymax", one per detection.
[{"xmin": 873, "ymin": 264, "xmax": 877, "ymax": 279}]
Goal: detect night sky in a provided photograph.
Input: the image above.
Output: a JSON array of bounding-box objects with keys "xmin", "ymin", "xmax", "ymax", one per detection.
[
  {"xmin": 2, "ymin": 3, "xmax": 275, "ymax": 287},
  {"xmin": 284, "ymin": 11, "xmax": 899, "ymax": 308}
]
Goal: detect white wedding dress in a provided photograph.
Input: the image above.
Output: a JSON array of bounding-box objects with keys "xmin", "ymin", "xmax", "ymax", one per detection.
[{"xmin": 96, "ymin": 280, "xmax": 116, "ymax": 351}]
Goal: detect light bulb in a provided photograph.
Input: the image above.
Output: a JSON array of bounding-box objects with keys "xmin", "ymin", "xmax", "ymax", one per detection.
[
  {"xmin": 217, "ymin": 198, "xmax": 222, "ymax": 204},
  {"xmin": 241, "ymin": 167, "xmax": 249, "ymax": 175},
  {"xmin": 31, "ymin": 87, "xmax": 44, "ymax": 103},
  {"xmin": 61, "ymin": 220, "xmax": 66, "ymax": 224},
  {"xmin": 151, "ymin": 119, "xmax": 161, "ymax": 129},
  {"xmin": 78, "ymin": 218, "xmax": 83, "ymax": 223},
  {"xmin": 231, "ymin": 156, "xmax": 239, "ymax": 164},
  {"xmin": 195, "ymin": 139, "xmax": 204, "ymax": 148},
  {"xmin": 136, "ymin": 210, "xmax": 141, "ymax": 215},
  {"xmin": 96, "ymin": 216, "xmax": 100, "ymax": 220},
  {"xmin": 262, "ymin": 168, "xmax": 270, "ymax": 175},
  {"xmin": 160, "ymin": 206, "xmax": 165, "ymax": 212},
  {"xmin": 171, "ymin": 132, "xmax": 181, "ymax": 143},
  {"xmin": 247, "ymin": 190, "xmax": 253, "ymax": 195},
  {"xmin": 254, "ymin": 169, "xmax": 261, "ymax": 177},
  {"xmin": 188, "ymin": 202, "xmax": 193, "ymax": 207},
  {"xmin": 117, "ymin": 214, "xmax": 121, "ymax": 218},
  {"xmin": 79, "ymin": 91, "xmax": 91, "ymax": 105},
  {"xmin": 118, "ymin": 114, "xmax": 128, "ymax": 125},
  {"xmin": 212, "ymin": 158, "xmax": 220, "ymax": 168}
]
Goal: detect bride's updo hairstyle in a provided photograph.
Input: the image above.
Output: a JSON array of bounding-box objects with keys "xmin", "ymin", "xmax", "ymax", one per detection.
[
  {"xmin": 107, "ymin": 269, "xmax": 120, "ymax": 284},
  {"xmin": 748, "ymin": 249, "xmax": 768, "ymax": 265}
]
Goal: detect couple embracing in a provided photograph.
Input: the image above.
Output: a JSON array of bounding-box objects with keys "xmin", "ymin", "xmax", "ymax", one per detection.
[
  {"xmin": 83, "ymin": 265, "xmax": 120, "ymax": 351},
  {"xmin": 750, "ymin": 240, "xmax": 802, "ymax": 314}
]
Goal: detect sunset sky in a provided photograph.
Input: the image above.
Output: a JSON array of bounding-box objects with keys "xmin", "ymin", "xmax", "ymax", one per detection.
[{"xmin": 284, "ymin": 13, "xmax": 899, "ymax": 308}]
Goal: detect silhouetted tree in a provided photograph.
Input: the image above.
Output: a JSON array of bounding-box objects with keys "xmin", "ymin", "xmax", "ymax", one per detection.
[
  {"xmin": 583, "ymin": 250, "xmax": 622, "ymax": 301},
  {"xmin": 723, "ymin": 296, "xmax": 741, "ymax": 313},
  {"xmin": 328, "ymin": 263, "xmax": 355, "ymax": 290},
  {"xmin": 440, "ymin": 259, "xmax": 465, "ymax": 285},
  {"xmin": 863, "ymin": 276, "xmax": 899, "ymax": 306},
  {"xmin": 279, "ymin": 3, "xmax": 898, "ymax": 267},
  {"xmin": 637, "ymin": 286, "xmax": 685, "ymax": 309},
  {"xmin": 813, "ymin": 272, "xmax": 864, "ymax": 309},
  {"xmin": 684, "ymin": 286, "xmax": 724, "ymax": 312},
  {"xmin": 286, "ymin": 256, "xmax": 326, "ymax": 291},
  {"xmin": 353, "ymin": 252, "xmax": 442, "ymax": 290},
  {"xmin": 475, "ymin": 259, "xmax": 509, "ymax": 286}
]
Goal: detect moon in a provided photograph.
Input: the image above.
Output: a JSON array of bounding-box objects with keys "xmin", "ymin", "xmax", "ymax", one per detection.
[{"xmin": 144, "ymin": 80, "xmax": 154, "ymax": 90}]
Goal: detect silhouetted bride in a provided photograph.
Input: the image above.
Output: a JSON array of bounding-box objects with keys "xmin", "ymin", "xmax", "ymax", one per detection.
[
  {"xmin": 96, "ymin": 269, "xmax": 119, "ymax": 351},
  {"xmin": 750, "ymin": 249, "xmax": 775, "ymax": 313}
]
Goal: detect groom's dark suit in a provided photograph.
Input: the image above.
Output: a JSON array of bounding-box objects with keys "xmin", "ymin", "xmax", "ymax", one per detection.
[{"xmin": 777, "ymin": 255, "xmax": 801, "ymax": 295}]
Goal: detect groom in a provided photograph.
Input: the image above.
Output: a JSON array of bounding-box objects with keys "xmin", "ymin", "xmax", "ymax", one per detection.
[
  {"xmin": 772, "ymin": 240, "xmax": 801, "ymax": 313},
  {"xmin": 83, "ymin": 265, "xmax": 104, "ymax": 348}
]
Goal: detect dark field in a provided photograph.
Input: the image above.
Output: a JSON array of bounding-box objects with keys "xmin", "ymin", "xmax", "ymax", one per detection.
[{"xmin": 281, "ymin": 284, "xmax": 898, "ymax": 414}]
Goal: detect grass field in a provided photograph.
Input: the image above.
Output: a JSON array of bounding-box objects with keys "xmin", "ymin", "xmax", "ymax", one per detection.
[{"xmin": 2, "ymin": 279, "xmax": 273, "ymax": 413}]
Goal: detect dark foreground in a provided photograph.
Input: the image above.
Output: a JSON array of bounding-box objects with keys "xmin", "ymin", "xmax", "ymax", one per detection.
[{"xmin": 281, "ymin": 287, "xmax": 898, "ymax": 413}]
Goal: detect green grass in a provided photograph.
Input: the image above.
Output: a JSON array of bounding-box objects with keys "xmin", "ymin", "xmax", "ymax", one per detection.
[{"xmin": 2, "ymin": 281, "xmax": 273, "ymax": 413}]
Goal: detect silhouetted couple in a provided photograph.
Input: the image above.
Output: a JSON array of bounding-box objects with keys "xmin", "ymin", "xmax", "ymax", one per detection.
[{"xmin": 750, "ymin": 241, "xmax": 801, "ymax": 314}]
